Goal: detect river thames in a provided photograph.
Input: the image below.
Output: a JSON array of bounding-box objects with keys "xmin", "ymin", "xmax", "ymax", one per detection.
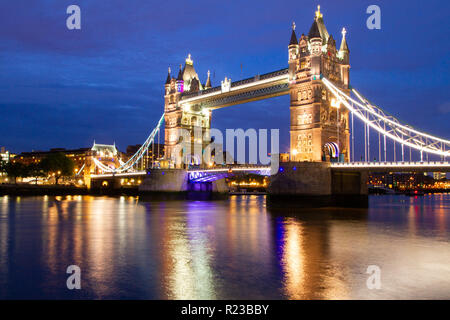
[{"xmin": 0, "ymin": 194, "xmax": 449, "ymax": 299}]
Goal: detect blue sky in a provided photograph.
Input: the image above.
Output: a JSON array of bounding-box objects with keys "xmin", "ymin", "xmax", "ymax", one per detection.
[{"xmin": 0, "ymin": 0, "xmax": 449, "ymax": 158}]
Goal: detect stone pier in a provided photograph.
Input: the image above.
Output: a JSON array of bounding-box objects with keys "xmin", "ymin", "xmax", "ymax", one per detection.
[
  {"xmin": 139, "ymin": 169, "xmax": 229, "ymax": 199},
  {"xmin": 267, "ymin": 162, "xmax": 368, "ymax": 207}
]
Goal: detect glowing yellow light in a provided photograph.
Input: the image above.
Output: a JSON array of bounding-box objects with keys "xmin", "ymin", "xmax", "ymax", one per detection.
[
  {"xmin": 315, "ymin": 5, "xmax": 323, "ymax": 19},
  {"xmin": 292, "ymin": 149, "xmax": 298, "ymax": 156},
  {"xmin": 331, "ymin": 98, "xmax": 340, "ymax": 108},
  {"xmin": 186, "ymin": 53, "xmax": 193, "ymax": 65}
]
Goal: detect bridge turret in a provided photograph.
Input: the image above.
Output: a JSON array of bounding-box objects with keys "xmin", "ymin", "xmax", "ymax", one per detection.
[
  {"xmin": 288, "ymin": 22, "xmax": 299, "ymax": 80},
  {"xmin": 176, "ymin": 64, "xmax": 184, "ymax": 92},
  {"xmin": 164, "ymin": 67, "xmax": 171, "ymax": 95},
  {"xmin": 308, "ymin": 19, "xmax": 322, "ymax": 56},
  {"xmin": 289, "ymin": 5, "xmax": 350, "ymax": 162},
  {"xmin": 181, "ymin": 54, "xmax": 202, "ymax": 92}
]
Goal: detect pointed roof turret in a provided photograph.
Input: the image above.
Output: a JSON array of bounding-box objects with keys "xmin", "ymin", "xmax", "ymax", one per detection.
[
  {"xmin": 204, "ymin": 70, "xmax": 212, "ymax": 89},
  {"xmin": 327, "ymin": 34, "xmax": 336, "ymax": 48},
  {"xmin": 289, "ymin": 22, "xmax": 298, "ymax": 45},
  {"xmin": 308, "ymin": 19, "xmax": 321, "ymax": 39},
  {"xmin": 177, "ymin": 64, "xmax": 183, "ymax": 81},
  {"xmin": 165, "ymin": 67, "xmax": 171, "ymax": 85},
  {"xmin": 309, "ymin": 5, "xmax": 329, "ymax": 43},
  {"xmin": 181, "ymin": 54, "xmax": 202, "ymax": 90},
  {"xmin": 339, "ymin": 27, "xmax": 349, "ymax": 53}
]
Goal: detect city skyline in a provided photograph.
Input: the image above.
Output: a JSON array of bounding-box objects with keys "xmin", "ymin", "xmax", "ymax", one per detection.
[{"xmin": 0, "ymin": 0, "xmax": 449, "ymax": 156}]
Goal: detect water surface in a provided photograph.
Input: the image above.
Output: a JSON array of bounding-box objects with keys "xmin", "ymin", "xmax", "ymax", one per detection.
[{"xmin": 0, "ymin": 194, "xmax": 449, "ymax": 299}]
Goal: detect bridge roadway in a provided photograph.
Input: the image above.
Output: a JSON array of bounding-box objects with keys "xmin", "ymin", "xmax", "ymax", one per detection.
[{"xmin": 90, "ymin": 161, "xmax": 450, "ymax": 181}]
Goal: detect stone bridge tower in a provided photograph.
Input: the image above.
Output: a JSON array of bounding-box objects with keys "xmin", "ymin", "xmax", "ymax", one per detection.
[
  {"xmin": 288, "ymin": 6, "xmax": 350, "ymax": 162},
  {"xmin": 163, "ymin": 55, "xmax": 212, "ymax": 167}
]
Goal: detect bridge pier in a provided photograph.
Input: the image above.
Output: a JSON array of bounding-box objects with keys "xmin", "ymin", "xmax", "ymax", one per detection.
[
  {"xmin": 139, "ymin": 169, "xmax": 229, "ymax": 199},
  {"xmin": 267, "ymin": 162, "xmax": 368, "ymax": 208}
]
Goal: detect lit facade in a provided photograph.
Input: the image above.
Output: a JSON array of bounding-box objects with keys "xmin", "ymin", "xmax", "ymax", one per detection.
[
  {"xmin": 164, "ymin": 56, "xmax": 212, "ymax": 166},
  {"xmin": 288, "ymin": 6, "xmax": 350, "ymax": 162}
]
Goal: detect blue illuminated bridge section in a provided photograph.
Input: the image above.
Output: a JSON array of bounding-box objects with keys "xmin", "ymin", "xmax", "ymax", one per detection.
[{"xmin": 188, "ymin": 165, "xmax": 272, "ymax": 182}]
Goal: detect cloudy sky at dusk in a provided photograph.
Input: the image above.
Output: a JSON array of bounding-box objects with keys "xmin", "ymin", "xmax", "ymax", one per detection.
[{"xmin": 0, "ymin": 0, "xmax": 449, "ymax": 158}]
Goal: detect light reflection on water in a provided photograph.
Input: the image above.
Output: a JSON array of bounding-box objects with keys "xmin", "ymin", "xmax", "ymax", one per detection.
[{"xmin": 0, "ymin": 194, "xmax": 449, "ymax": 299}]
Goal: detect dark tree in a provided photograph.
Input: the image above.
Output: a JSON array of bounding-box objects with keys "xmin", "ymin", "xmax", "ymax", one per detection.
[
  {"xmin": 1, "ymin": 162, "xmax": 27, "ymax": 184},
  {"xmin": 27, "ymin": 162, "xmax": 46, "ymax": 185},
  {"xmin": 41, "ymin": 153, "xmax": 75, "ymax": 185}
]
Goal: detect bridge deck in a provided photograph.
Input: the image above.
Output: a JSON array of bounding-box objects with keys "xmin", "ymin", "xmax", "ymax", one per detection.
[
  {"xmin": 179, "ymin": 68, "xmax": 289, "ymax": 109},
  {"xmin": 90, "ymin": 161, "xmax": 450, "ymax": 180}
]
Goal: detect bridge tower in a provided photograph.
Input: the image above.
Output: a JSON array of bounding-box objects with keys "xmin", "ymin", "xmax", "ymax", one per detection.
[
  {"xmin": 163, "ymin": 55, "xmax": 212, "ymax": 167},
  {"xmin": 288, "ymin": 6, "xmax": 350, "ymax": 162}
]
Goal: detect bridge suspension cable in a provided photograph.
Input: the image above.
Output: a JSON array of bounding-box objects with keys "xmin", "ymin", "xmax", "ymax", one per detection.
[
  {"xmin": 92, "ymin": 113, "xmax": 165, "ymax": 173},
  {"xmin": 75, "ymin": 163, "xmax": 85, "ymax": 176},
  {"xmin": 321, "ymin": 77, "xmax": 450, "ymax": 159}
]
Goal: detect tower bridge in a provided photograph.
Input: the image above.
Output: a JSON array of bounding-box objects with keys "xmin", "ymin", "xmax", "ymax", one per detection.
[{"xmin": 89, "ymin": 6, "xmax": 450, "ymax": 205}]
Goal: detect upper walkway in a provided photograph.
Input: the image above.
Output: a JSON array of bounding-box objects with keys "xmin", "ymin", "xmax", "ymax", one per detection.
[{"xmin": 178, "ymin": 68, "xmax": 289, "ymax": 109}]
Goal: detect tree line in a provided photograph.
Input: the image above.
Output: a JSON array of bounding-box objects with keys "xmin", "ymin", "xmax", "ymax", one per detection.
[{"xmin": 0, "ymin": 152, "xmax": 75, "ymax": 185}]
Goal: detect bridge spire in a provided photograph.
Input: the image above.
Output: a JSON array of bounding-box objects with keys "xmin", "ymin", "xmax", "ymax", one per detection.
[
  {"xmin": 289, "ymin": 22, "xmax": 298, "ymax": 45},
  {"xmin": 204, "ymin": 70, "xmax": 212, "ymax": 89},
  {"xmin": 315, "ymin": 5, "xmax": 323, "ymax": 19},
  {"xmin": 339, "ymin": 27, "xmax": 349, "ymax": 53},
  {"xmin": 186, "ymin": 53, "xmax": 193, "ymax": 65},
  {"xmin": 165, "ymin": 67, "xmax": 171, "ymax": 85},
  {"xmin": 177, "ymin": 64, "xmax": 183, "ymax": 81}
]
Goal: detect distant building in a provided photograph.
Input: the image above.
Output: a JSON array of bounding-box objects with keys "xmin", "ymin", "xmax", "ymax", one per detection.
[
  {"xmin": 126, "ymin": 143, "xmax": 164, "ymax": 169},
  {"xmin": 13, "ymin": 142, "xmax": 125, "ymax": 185},
  {"xmin": 0, "ymin": 147, "xmax": 12, "ymax": 182},
  {"xmin": 433, "ymin": 172, "xmax": 446, "ymax": 180},
  {"xmin": 0, "ymin": 147, "xmax": 10, "ymax": 163}
]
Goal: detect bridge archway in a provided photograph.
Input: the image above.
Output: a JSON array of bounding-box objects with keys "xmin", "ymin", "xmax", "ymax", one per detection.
[{"xmin": 322, "ymin": 142, "xmax": 341, "ymax": 162}]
